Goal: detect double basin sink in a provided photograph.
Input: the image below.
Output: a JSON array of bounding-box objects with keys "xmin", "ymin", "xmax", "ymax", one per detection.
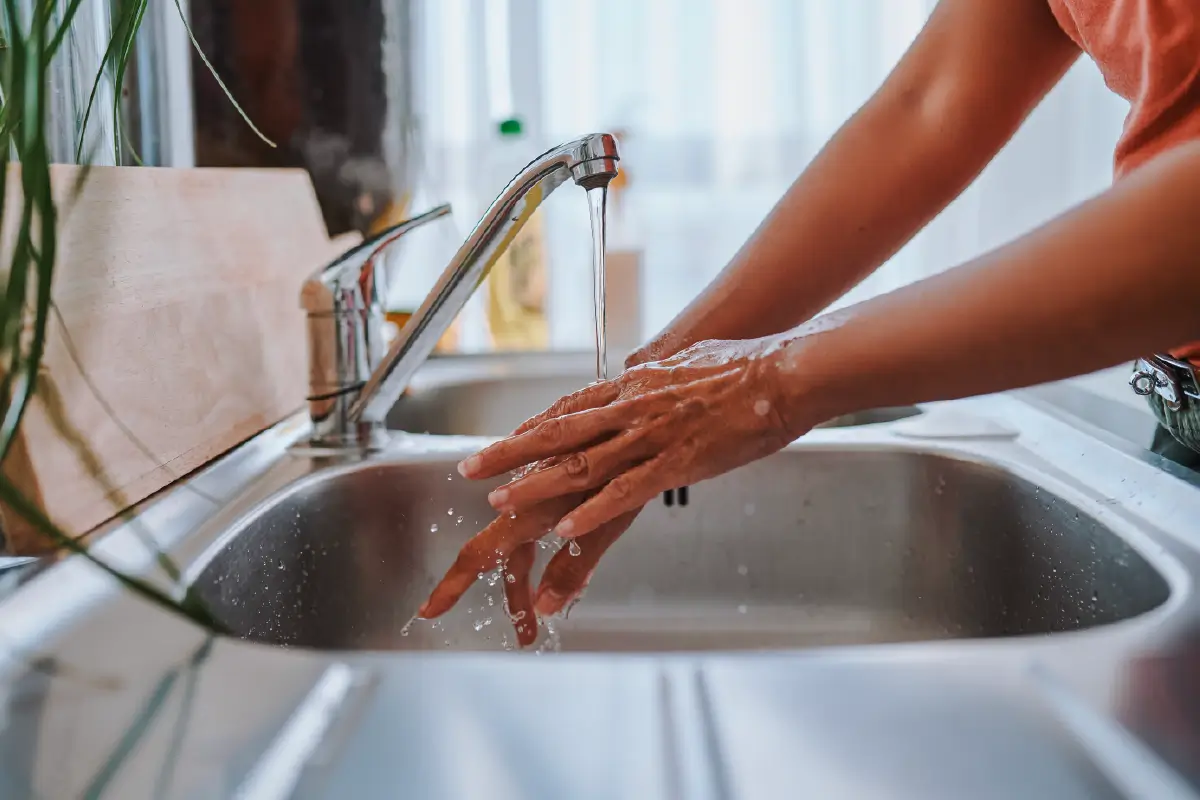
[{"xmin": 186, "ymin": 352, "xmax": 1171, "ymax": 654}]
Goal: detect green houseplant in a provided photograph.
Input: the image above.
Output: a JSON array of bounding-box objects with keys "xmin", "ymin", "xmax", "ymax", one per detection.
[{"xmin": 0, "ymin": 0, "xmax": 275, "ymax": 633}]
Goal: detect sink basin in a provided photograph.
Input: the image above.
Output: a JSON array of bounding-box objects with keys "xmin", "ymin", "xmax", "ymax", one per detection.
[
  {"xmin": 388, "ymin": 364, "xmax": 920, "ymax": 437},
  {"xmin": 189, "ymin": 446, "xmax": 1169, "ymax": 653}
]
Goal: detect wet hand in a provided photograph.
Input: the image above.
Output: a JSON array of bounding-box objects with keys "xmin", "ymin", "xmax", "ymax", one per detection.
[
  {"xmin": 421, "ymin": 336, "xmax": 809, "ymax": 646},
  {"xmin": 462, "ymin": 337, "xmax": 802, "ymax": 535},
  {"xmin": 418, "ymin": 488, "xmax": 640, "ymax": 647}
]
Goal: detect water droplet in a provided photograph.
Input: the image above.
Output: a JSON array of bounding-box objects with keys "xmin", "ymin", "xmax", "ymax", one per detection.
[
  {"xmin": 509, "ymin": 512, "xmax": 518, "ymax": 520},
  {"xmin": 506, "ymin": 573, "xmax": 516, "ymax": 583},
  {"xmin": 487, "ymin": 595, "xmax": 495, "ymax": 607},
  {"xmin": 430, "ymin": 523, "xmax": 439, "ymax": 533},
  {"xmin": 477, "ymin": 572, "xmax": 485, "ymax": 580},
  {"xmin": 448, "ymin": 507, "xmax": 455, "ymax": 515},
  {"xmin": 278, "ymin": 562, "xmax": 287, "ymax": 570},
  {"xmin": 568, "ymin": 540, "xmax": 582, "ymax": 557},
  {"xmin": 447, "ymin": 474, "xmax": 454, "ymax": 480},
  {"xmin": 737, "ymin": 604, "xmax": 748, "ymax": 614},
  {"xmin": 473, "ymin": 619, "xmax": 485, "ymax": 632},
  {"xmin": 483, "ymin": 617, "xmax": 493, "ymax": 627},
  {"xmin": 737, "ymin": 564, "xmax": 749, "ymax": 577},
  {"xmin": 456, "ymin": 516, "xmax": 464, "ymax": 525},
  {"xmin": 512, "ymin": 610, "xmax": 526, "ymax": 621}
]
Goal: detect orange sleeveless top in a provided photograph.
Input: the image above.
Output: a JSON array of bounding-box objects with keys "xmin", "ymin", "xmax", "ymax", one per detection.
[{"xmin": 1046, "ymin": 0, "xmax": 1200, "ymax": 361}]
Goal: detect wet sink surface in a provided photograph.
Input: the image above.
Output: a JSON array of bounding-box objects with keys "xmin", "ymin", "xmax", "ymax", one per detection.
[
  {"xmin": 388, "ymin": 368, "xmax": 920, "ymax": 436},
  {"xmin": 190, "ymin": 447, "xmax": 1169, "ymax": 653}
]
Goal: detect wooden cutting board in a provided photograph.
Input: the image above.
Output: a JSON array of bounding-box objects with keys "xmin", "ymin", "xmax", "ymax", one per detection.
[{"xmin": 0, "ymin": 165, "xmax": 361, "ymax": 554}]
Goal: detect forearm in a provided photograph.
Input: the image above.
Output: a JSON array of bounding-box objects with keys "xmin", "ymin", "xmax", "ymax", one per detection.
[
  {"xmin": 637, "ymin": 101, "xmax": 983, "ymax": 362},
  {"xmin": 782, "ymin": 143, "xmax": 1200, "ymax": 429},
  {"xmin": 633, "ymin": 0, "xmax": 1078, "ymax": 366}
]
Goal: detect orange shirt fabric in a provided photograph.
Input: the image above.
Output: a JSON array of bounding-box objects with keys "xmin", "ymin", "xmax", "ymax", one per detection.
[{"xmin": 1045, "ymin": 0, "xmax": 1200, "ymax": 361}]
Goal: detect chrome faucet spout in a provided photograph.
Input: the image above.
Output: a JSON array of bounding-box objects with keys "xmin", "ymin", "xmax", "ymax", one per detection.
[{"xmin": 302, "ymin": 132, "xmax": 620, "ymax": 447}]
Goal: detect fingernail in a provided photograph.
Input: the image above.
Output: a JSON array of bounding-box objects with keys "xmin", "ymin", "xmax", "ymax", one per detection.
[
  {"xmin": 488, "ymin": 487, "xmax": 510, "ymax": 508},
  {"xmin": 417, "ymin": 603, "xmax": 432, "ymax": 618},
  {"xmin": 457, "ymin": 456, "xmax": 480, "ymax": 477},
  {"xmin": 555, "ymin": 518, "xmax": 575, "ymax": 537},
  {"xmin": 535, "ymin": 589, "xmax": 566, "ymax": 616}
]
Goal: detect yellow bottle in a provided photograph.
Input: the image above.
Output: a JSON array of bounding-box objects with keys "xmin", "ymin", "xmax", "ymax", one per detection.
[
  {"xmin": 485, "ymin": 118, "xmax": 550, "ymax": 350},
  {"xmin": 487, "ymin": 208, "xmax": 549, "ymax": 349}
]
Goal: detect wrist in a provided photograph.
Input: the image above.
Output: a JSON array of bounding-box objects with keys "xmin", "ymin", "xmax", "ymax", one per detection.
[{"xmin": 770, "ymin": 316, "xmax": 863, "ymax": 435}]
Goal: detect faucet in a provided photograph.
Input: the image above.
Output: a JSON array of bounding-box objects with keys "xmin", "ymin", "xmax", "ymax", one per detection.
[{"xmin": 300, "ymin": 132, "xmax": 620, "ymax": 447}]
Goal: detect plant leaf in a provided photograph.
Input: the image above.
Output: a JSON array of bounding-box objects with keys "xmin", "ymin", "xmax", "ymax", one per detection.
[{"xmin": 171, "ymin": 0, "xmax": 276, "ymax": 148}]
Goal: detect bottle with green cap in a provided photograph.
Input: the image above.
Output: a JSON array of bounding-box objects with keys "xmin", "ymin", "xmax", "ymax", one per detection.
[{"xmin": 486, "ymin": 117, "xmax": 550, "ymax": 350}]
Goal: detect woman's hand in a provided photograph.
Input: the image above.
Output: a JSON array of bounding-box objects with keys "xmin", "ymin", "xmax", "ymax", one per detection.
[
  {"xmin": 463, "ymin": 336, "xmax": 803, "ymax": 536},
  {"xmin": 417, "ymin": 481, "xmax": 640, "ymax": 647},
  {"xmin": 420, "ymin": 335, "xmax": 811, "ymax": 645}
]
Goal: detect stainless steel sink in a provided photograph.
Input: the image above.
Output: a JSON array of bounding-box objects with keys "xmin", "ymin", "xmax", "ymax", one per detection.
[
  {"xmin": 189, "ymin": 446, "xmax": 1169, "ymax": 653},
  {"xmin": 387, "ymin": 354, "xmax": 921, "ymax": 436},
  {"xmin": 8, "ymin": 388, "xmax": 1200, "ymax": 799}
]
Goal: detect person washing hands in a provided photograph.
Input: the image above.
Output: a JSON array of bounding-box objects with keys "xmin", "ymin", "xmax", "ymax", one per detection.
[{"xmin": 421, "ymin": 0, "xmax": 1200, "ymax": 647}]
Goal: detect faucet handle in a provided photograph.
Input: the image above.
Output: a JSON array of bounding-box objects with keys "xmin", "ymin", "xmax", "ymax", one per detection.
[
  {"xmin": 302, "ymin": 203, "xmax": 452, "ymax": 445},
  {"xmin": 300, "ymin": 203, "xmax": 453, "ymax": 315}
]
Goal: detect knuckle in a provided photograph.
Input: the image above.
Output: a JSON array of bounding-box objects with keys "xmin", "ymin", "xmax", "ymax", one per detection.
[
  {"xmin": 606, "ymin": 475, "xmax": 634, "ymax": 501},
  {"xmin": 537, "ymin": 417, "xmax": 566, "ymax": 447},
  {"xmin": 550, "ymin": 395, "xmax": 574, "ymax": 416},
  {"xmin": 563, "ymin": 452, "xmax": 591, "ymax": 480}
]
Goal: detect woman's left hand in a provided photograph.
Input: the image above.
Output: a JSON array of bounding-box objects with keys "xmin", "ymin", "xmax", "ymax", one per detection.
[{"xmin": 420, "ymin": 336, "xmax": 810, "ymax": 638}]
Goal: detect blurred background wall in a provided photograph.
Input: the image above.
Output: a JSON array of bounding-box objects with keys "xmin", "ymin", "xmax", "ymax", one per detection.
[{"xmin": 136, "ymin": 0, "xmax": 1127, "ymax": 353}]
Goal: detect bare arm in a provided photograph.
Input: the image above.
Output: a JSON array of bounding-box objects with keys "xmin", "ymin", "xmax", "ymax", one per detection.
[
  {"xmin": 632, "ymin": 0, "xmax": 1080, "ymax": 365},
  {"xmin": 782, "ymin": 141, "xmax": 1200, "ymax": 428}
]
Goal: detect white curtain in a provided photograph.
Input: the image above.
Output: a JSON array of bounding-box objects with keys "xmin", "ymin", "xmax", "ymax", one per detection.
[{"xmin": 394, "ymin": 0, "xmax": 1128, "ymax": 353}]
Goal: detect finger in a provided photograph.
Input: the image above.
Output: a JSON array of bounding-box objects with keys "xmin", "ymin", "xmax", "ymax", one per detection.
[
  {"xmin": 419, "ymin": 495, "xmax": 585, "ymax": 618},
  {"xmin": 534, "ymin": 509, "xmax": 640, "ymax": 617},
  {"xmin": 419, "ymin": 515, "xmax": 537, "ymax": 619},
  {"xmin": 511, "ymin": 381, "xmax": 621, "ymax": 437},
  {"xmin": 554, "ymin": 455, "xmax": 674, "ymax": 540},
  {"xmin": 488, "ymin": 430, "xmax": 651, "ymax": 511},
  {"xmin": 458, "ymin": 402, "xmax": 632, "ymax": 480},
  {"xmin": 503, "ymin": 541, "xmax": 538, "ymax": 647}
]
